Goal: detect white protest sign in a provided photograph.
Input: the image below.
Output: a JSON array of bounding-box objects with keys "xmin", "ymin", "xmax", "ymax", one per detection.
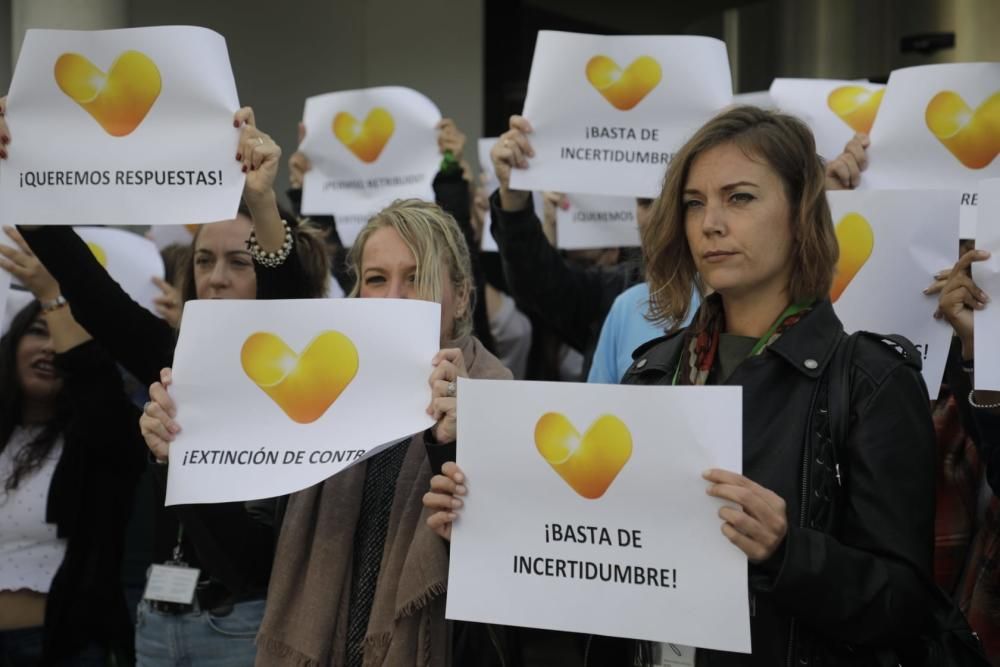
[
  {"xmin": 731, "ymin": 90, "xmax": 774, "ymax": 109},
  {"xmin": 556, "ymin": 194, "xmax": 639, "ymax": 250},
  {"xmin": 478, "ymin": 138, "xmax": 501, "ymax": 253},
  {"xmin": 300, "ymin": 87, "xmax": 441, "ymax": 246},
  {"xmin": 147, "ymin": 224, "xmax": 197, "ymax": 250},
  {"xmin": 769, "ymin": 78, "xmax": 885, "ymax": 161},
  {"xmin": 165, "ymin": 298, "xmax": 439, "ymax": 505},
  {"xmin": 973, "ymin": 178, "xmax": 1000, "ymax": 390},
  {"xmin": 0, "ymin": 27, "xmax": 243, "ymax": 227},
  {"xmin": 509, "ymin": 32, "xmax": 732, "ymax": 198},
  {"xmin": 74, "ymin": 227, "xmax": 165, "ymax": 315},
  {"xmin": 827, "ymin": 190, "xmax": 958, "ymax": 388},
  {"xmin": 0, "ymin": 235, "xmax": 11, "ymax": 333},
  {"xmin": 447, "ymin": 379, "xmax": 749, "ymax": 653},
  {"xmin": 864, "ymin": 63, "xmax": 1000, "ymax": 238}
]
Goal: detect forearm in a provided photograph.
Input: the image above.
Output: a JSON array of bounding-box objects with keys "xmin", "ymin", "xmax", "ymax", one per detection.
[
  {"xmin": 43, "ymin": 305, "xmax": 91, "ymax": 352},
  {"xmin": 246, "ymin": 190, "xmax": 285, "ymax": 253}
]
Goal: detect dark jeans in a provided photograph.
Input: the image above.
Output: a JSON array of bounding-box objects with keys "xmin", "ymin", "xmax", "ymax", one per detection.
[{"xmin": 0, "ymin": 626, "xmax": 107, "ymax": 667}]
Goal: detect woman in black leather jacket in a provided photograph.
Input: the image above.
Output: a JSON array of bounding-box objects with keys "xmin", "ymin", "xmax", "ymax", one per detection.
[{"xmin": 427, "ymin": 106, "xmax": 937, "ymax": 666}]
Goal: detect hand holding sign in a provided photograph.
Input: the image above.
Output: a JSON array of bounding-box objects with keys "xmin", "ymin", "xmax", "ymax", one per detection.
[
  {"xmin": 424, "ymin": 462, "xmax": 467, "ymax": 541},
  {"xmin": 703, "ymin": 468, "xmax": 788, "ymax": 564},
  {"xmin": 427, "ymin": 348, "xmax": 469, "ymax": 444},
  {"xmin": 141, "ymin": 367, "xmax": 178, "ymax": 463},
  {"xmin": 492, "ymin": 115, "xmax": 535, "ymax": 211},
  {"xmin": 0, "ymin": 226, "xmax": 59, "ymax": 302},
  {"xmin": 937, "ymin": 248, "xmax": 991, "ymax": 360}
]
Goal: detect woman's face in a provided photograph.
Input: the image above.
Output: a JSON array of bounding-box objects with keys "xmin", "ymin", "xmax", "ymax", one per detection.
[
  {"xmin": 16, "ymin": 316, "xmax": 63, "ymax": 405},
  {"xmin": 359, "ymin": 226, "xmax": 462, "ymax": 342},
  {"xmin": 193, "ymin": 215, "xmax": 257, "ymax": 300},
  {"xmin": 683, "ymin": 142, "xmax": 794, "ymax": 302}
]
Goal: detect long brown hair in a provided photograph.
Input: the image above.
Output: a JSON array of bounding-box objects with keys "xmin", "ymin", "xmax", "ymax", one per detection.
[{"xmin": 643, "ymin": 105, "xmax": 838, "ymax": 328}]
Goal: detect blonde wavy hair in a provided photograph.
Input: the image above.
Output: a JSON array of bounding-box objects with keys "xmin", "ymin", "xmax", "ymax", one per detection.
[
  {"xmin": 348, "ymin": 199, "xmax": 475, "ymax": 339},
  {"xmin": 643, "ymin": 105, "xmax": 838, "ymax": 330}
]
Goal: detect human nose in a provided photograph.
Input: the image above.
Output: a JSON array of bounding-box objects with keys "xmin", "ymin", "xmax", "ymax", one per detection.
[
  {"xmin": 208, "ymin": 261, "xmax": 230, "ymax": 288},
  {"xmin": 700, "ymin": 199, "xmax": 726, "ymax": 237},
  {"xmin": 386, "ymin": 277, "xmax": 409, "ymax": 299}
]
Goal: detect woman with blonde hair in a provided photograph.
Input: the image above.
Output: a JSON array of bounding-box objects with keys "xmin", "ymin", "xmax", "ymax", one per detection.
[
  {"xmin": 426, "ymin": 106, "xmax": 942, "ymax": 665},
  {"xmin": 142, "ymin": 193, "xmax": 511, "ymax": 666}
]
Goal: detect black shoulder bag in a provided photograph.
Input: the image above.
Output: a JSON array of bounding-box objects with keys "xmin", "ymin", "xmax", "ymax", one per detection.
[{"xmin": 816, "ymin": 331, "xmax": 989, "ymax": 666}]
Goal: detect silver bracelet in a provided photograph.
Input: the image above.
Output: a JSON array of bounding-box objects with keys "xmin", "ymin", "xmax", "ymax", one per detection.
[
  {"xmin": 968, "ymin": 389, "xmax": 1000, "ymax": 410},
  {"xmin": 246, "ymin": 219, "xmax": 293, "ymax": 268}
]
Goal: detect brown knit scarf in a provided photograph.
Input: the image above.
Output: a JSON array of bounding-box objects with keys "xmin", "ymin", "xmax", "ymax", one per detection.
[{"xmin": 256, "ymin": 336, "xmax": 512, "ymax": 667}]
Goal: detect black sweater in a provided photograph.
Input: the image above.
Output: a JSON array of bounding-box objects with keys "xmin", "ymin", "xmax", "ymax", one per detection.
[
  {"xmin": 41, "ymin": 341, "xmax": 145, "ymax": 664},
  {"xmin": 19, "ymin": 226, "xmax": 276, "ymax": 604}
]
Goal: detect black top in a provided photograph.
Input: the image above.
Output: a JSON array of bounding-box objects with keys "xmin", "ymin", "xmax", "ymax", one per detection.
[
  {"xmin": 42, "ymin": 340, "xmax": 145, "ymax": 663},
  {"xmin": 487, "ymin": 191, "xmax": 641, "ymax": 373},
  {"xmin": 19, "ymin": 225, "xmax": 276, "ymax": 604}
]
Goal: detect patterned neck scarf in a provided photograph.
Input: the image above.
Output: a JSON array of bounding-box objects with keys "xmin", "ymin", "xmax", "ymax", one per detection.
[{"xmin": 675, "ymin": 293, "xmax": 813, "ymax": 386}]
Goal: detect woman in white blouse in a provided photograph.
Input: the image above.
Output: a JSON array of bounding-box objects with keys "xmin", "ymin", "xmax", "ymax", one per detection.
[{"xmin": 0, "ymin": 227, "xmax": 145, "ymax": 665}]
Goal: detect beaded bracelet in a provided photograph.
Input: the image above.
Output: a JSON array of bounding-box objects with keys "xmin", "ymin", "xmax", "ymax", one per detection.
[
  {"xmin": 246, "ymin": 219, "xmax": 293, "ymax": 268},
  {"xmin": 40, "ymin": 295, "xmax": 68, "ymax": 313},
  {"xmin": 968, "ymin": 389, "xmax": 1000, "ymax": 410}
]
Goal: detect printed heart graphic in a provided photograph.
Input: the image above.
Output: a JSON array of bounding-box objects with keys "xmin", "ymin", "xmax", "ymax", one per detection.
[
  {"xmin": 86, "ymin": 242, "xmax": 108, "ymax": 268},
  {"xmin": 831, "ymin": 212, "xmax": 874, "ymax": 303},
  {"xmin": 585, "ymin": 55, "xmax": 662, "ymax": 111},
  {"xmin": 535, "ymin": 412, "xmax": 632, "ymax": 499},
  {"xmin": 925, "ymin": 90, "xmax": 1000, "ymax": 169},
  {"xmin": 240, "ymin": 331, "xmax": 359, "ymax": 424},
  {"xmin": 827, "ymin": 86, "xmax": 884, "ymax": 134},
  {"xmin": 333, "ymin": 108, "xmax": 395, "ymax": 163},
  {"xmin": 54, "ymin": 51, "xmax": 161, "ymax": 137}
]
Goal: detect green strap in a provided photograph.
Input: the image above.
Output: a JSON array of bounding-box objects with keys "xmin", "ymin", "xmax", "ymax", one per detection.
[{"xmin": 671, "ymin": 299, "xmax": 814, "ymax": 385}]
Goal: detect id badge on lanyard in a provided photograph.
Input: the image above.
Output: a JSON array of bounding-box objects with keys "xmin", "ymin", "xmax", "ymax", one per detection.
[
  {"xmin": 653, "ymin": 643, "xmax": 696, "ymax": 667},
  {"xmin": 143, "ymin": 525, "xmax": 200, "ymax": 605}
]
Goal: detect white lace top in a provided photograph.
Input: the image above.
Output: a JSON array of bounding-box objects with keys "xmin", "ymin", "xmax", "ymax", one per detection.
[{"xmin": 0, "ymin": 426, "xmax": 67, "ymax": 593}]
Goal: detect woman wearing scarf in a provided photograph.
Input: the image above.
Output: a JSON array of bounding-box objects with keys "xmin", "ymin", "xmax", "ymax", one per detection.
[
  {"xmin": 140, "ymin": 112, "xmax": 510, "ymax": 665},
  {"xmin": 426, "ymin": 106, "xmax": 938, "ymax": 665}
]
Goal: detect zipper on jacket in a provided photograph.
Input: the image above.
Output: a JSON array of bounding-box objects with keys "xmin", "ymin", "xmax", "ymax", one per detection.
[
  {"xmin": 788, "ymin": 397, "xmax": 821, "ymax": 666},
  {"xmin": 486, "ymin": 625, "xmax": 507, "ymax": 667}
]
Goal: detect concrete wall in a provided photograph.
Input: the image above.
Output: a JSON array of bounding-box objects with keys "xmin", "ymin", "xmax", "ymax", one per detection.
[{"xmin": 130, "ymin": 0, "xmax": 484, "ymax": 200}]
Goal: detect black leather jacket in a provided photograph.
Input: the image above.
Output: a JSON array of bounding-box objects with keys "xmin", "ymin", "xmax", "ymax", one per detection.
[{"xmin": 621, "ymin": 300, "xmax": 936, "ymax": 667}]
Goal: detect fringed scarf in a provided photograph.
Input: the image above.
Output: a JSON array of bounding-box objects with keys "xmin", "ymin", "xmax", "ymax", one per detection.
[
  {"xmin": 675, "ymin": 294, "xmax": 812, "ymax": 386},
  {"xmin": 256, "ymin": 336, "xmax": 512, "ymax": 667}
]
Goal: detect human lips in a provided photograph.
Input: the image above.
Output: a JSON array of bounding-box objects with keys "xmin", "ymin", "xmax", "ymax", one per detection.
[
  {"xmin": 702, "ymin": 250, "xmax": 738, "ymax": 263},
  {"xmin": 30, "ymin": 358, "xmax": 59, "ymax": 379}
]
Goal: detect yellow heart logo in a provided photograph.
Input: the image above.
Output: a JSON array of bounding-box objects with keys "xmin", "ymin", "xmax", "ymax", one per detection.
[
  {"xmin": 831, "ymin": 212, "xmax": 874, "ymax": 303},
  {"xmin": 827, "ymin": 85, "xmax": 884, "ymax": 134},
  {"xmin": 86, "ymin": 242, "xmax": 108, "ymax": 268},
  {"xmin": 585, "ymin": 55, "xmax": 662, "ymax": 111},
  {"xmin": 333, "ymin": 108, "xmax": 395, "ymax": 163},
  {"xmin": 925, "ymin": 90, "xmax": 1000, "ymax": 169},
  {"xmin": 535, "ymin": 413, "xmax": 632, "ymax": 499},
  {"xmin": 240, "ymin": 331, "xmax": 359, "ymax": 424},
  {"xmin": 54, "ymin": 51, "xmax": 161, "ymax": 137}
]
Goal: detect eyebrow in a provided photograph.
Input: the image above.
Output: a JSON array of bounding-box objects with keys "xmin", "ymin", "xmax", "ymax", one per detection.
[
  {"xmin": 683, "ymin": 181, "xmax": 759, "ymax": 196},
  {"xmin": 363, "ymin": 263, "xmax": 418, "ymax": 274}
]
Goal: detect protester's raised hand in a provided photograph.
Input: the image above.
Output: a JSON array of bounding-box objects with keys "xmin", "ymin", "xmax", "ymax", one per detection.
[
  {"xmin": 0, "ymin": 226, "xmax": 59, "ymax": 301},
  {"xmin": 427, "ymin": 348, "xmax": 469, "ymax": 444},
  {"xmin": 140, "ymin": 368, "xmax": 180, "ymax": 463},
  {"xmin": 288, "ymin": 121, "xmax": 312, "ymax": 190},
  {"xmin": 937, "ymin": 248, "xmax": 991, "ymax": 360},
  {"xmin": 825, "ymin": 132, "xmax": 869, "ymax": 191},
  {"xmin": 704, "ymin": 468, "xmax": 787, "ymax": 563},
  {"xmin": 152, "ymin": 276, "xmax": 182, "ymax": 328},
  {"xmin": 437, "ymin": 118, "xmax": 466, "ymax": 158},
  {"xmin": 491, "ymin": 115, "xmax": 534, "ymax": 210},
  {"xmin": 234, "ymin": 107, "xmax": 282, "ymax": 204},
  {"xmin": 423, "ymin": 462, "xmax": 467, "ymax": 541},
  {"xmin": 0, "ymin": 96, "xmax": 8, "ymax": 159}
]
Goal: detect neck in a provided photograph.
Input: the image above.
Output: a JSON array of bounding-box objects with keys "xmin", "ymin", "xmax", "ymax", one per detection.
[
  {"xmin": 21, "ymin": 400, "xmax": 55, "ymax": 426},
  {"xmin": 721, "ymin": 288, "xmax": 793, "ymax": 338}
]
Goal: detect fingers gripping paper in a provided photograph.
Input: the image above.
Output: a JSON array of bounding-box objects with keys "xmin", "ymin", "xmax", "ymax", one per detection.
[
  {"xmin": 446, "ymin": 379, "xmax": 750, "ymax": 654},
  {"xmin": 165, "ymin": 299, "xmax": 439, "ymax": 505},
  {"xmin": 509, "ymin": 32, "xmax": 732, "ymax": 198},
  {"xmin": 0, "ymin": 27, "xmax": 244, "ymax": 226}
]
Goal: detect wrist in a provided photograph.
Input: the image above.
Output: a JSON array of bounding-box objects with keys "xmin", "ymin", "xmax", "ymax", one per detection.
[
  {"xmin": 499, "ymin": 187, "xmax": 530, "ymax": 212},
  {"xmin": 39, "ymin": 294, "xmax": 67, "ymax": 313},
  {"xmin": 243, "ymin": 188, "xmax": 277, "ymax": 213}
]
